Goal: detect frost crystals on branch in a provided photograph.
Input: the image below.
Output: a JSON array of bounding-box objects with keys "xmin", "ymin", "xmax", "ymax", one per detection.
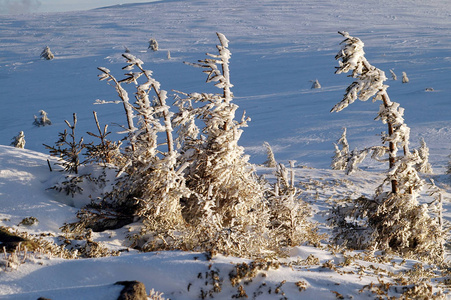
[{"xmin": 84, "ymin": 111, "xmax": 124, "ymax": 166}]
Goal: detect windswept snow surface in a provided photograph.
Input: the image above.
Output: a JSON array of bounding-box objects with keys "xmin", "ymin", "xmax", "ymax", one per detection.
[
  {"xmin": 1, "ymin": 0, "xmax": 451, "ymax": 299},
  {"xmin": 0, "ymin": 0, "xmax": 160, "ymax": 15},
  {"xmin": 1, "ymin": 0, "xmax": 450, "ymax": 171}
]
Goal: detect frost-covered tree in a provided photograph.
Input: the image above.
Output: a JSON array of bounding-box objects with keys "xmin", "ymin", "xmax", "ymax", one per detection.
[
  {"xmin": 331, "ymin": 128, "xmax": 349, "ymax": 170},
  {"xmin": 173, "ymin": 33, "xmax": 271, "ymax": 257},
  {"xmin": 311, "ymin": 79, "xmax": 321, "ymax": 89},
  {"xmin": 40, "ymin": 46, "xmax": 54, "ymax": 60},
  {"xmin": 62, "ymin": 33, "xmax": 314, "ymax": 259},
  {"xmin": 148, "ymin": 38, "xmax": 158, "ymax": 51},
  {"xmin": 267, "ymin": 162, "xmax": 318, "ymax": 249},
  {"xmin": 402, "ymin": 71, "xmax": 409, "ymax": 83},
  {"xmin": 98, "ymin": 53, "xmax": 189, "ymax": 250},
  {"xmin": 329, "ymin": 32, "xmax": 442, "ymax": 262},
  {"xmin": 262, "ymin": 141, "xmax": 277, "ymax": 168},
  {"xmin": 415, "ymin": 138, "xmax": 433, "ymax": 174},
  {"xmin": 11, "ymin": 131, "xmax": 25, "ymax": 149},
  {"xmin": 33, "ymin": 110, "xmax": 52, "ymax": 127},
  {"xmin": 389, "ymin": 69, "xmax": 397, "ymax": 80}
]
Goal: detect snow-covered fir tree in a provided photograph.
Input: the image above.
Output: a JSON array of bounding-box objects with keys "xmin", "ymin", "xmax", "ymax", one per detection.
[
  {"xmin": 402, "ymin": 71, "xmax": 409, "ymax": 83},
  {"xmin": 329, "ymin": 31, "xmax": 443, "ymax": 262},
  {"xmin": 262, "ymin": 141, "xmax": 277, "ymax": 167},
  {"xmin": 415, "ymin": 137, "xmax": 433, "ymax": 174},
  {"xmin": 98, "ymin": 53, "xmax": 189, "ymax": 250},
  {"xmin": 311, "ymin": 79, "xmax": 321, "ymax": 89},
  {"xmin": 173, "ymin": 33, "xmax": 272, "ymax": 257},
  {"xmin": 11, "ymin": 131, "xmax": 25, "ymax": 149},
  {"xmin": 40, "ymin": 46, "xmax": 54, "ymax": 60},
  {"xmin": 389, "ymin": 69, "xmax": 397, "ymax": 80},
  {"xmin": 331, "ymin": 128, "xmax": 349, "ymax": 171},
  {"xmin": 267, "ymin": 162, "xmax": 319, "ymax": 250},
  {"xmin": 33, "ymin": 110, "xmax": 52, "ymax": 127},
  {"xmin": 148, "ymin": 38, "xmax": 158, "ymax": 51}
]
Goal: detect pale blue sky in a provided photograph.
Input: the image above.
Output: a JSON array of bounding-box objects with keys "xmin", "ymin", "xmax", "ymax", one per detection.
[{"xmin": 0, "ymin": 0, "xmax": 159, "ymax": 15}]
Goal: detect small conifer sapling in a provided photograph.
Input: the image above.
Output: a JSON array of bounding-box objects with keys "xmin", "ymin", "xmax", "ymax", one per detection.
[
  {"xmin": 329, "ymin": 31, "xmax": 443, "ymax": 262},
  {"xmin": 262, "ymin": 141, "xmax": 277, "ymax": 168},
  {"xmin": 331, "ymin": 128, "xmax": 349, "ymax": 171},
  {"xmin": 40, "ymin": 46, "xmax": 54, "ymax": 60},
  {"xmin": 389, "ymin": 69, "xmax": 397, "ymax": 80},
  {"xmin": 11, "ymin": 131, "xmax": 25, "ymax": 149},
  {"xmin": 173, "ymin": 33, "xmax": 271, "ymax": 257},
  {"xmin": 148, "ymin": 38, "xmax": 158, "ymax": 51},
  {"xmin": 415, "ymin": 138, "xmax": 433, "ymax": 174},
  {"xmin": 44, "ymin": 113, "xmax": 85, "ymax": 174},
  {"xmin": 33, "ymin": 110, "xmax": 52, "ymax": 127},
  {"xmin": 311, "ymin": 79, "xmax": 321, "ymax": 89},
  {"xmin": 402, "ymin": 71, "xmax": 409, "ymax": 83}
]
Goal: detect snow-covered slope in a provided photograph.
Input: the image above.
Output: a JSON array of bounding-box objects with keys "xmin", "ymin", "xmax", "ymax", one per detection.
[
  {"xmin": 1, "ymin": 146, "xmax": 449, "ymax": 299},
  {"xmin": 1, "ymin": 0, "xmax": 451, "ymax": 299},
  {"xmin": 1, "ymin": 0, "xmax": 450, "ymax": 170}
]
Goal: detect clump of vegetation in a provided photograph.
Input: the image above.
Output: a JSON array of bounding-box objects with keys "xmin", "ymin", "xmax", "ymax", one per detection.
[
  {"xmin": 40, "ymin": 46, "xmax": 54, "ymax": 60},
  {"xmin": 267, "ymin": 162, "xmax": 321, "ymax": 249},
  {"xmin": 10, "ymin": 131, "xmax": 25, "ymax": 149},
  {"xmin": 148, "ymin": 38, "xmax": 158, "ymax": 51},
  {"xmin": 262, "ymin": 141, "xmax": 277, "ymax": 168},
  {"xmin": 33, "ymin": 110, "xmax": 52, "ymax": 127},
  {"xmin": 49, "ymin": 33, "xmax": 319, "ymax": 259},
  {"xmin": 0, "ymin": 227, "xmax": 39, "ymax": 252},
  {"xmin": 18, "ymin": 217, "xmax": 38, "ymax": 227}
]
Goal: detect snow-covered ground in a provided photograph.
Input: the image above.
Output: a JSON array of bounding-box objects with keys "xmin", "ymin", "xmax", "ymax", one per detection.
[
  {"xmin": 1, "ymin": 0, "xmax": 451, "ymax": 298},
  {"xmin": 0, "ymin": 0, "xmax": 160, "ymax": 15}
]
